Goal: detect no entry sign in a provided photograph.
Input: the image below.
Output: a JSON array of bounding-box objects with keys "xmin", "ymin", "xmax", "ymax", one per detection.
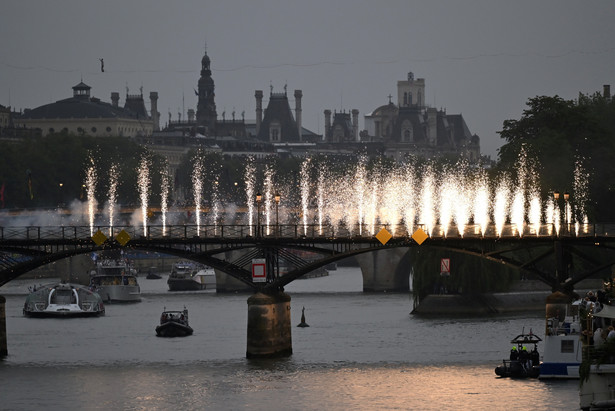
[
  {"xmin": 252, "ymin": 258, "xmax": 266, "ymax": 283},
  {"xmin": 440, "ymin": 258, "xmax": 450, "ymax": 275}
]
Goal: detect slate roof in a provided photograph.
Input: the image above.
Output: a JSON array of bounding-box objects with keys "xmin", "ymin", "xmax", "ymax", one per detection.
[
  {"xmin": 256, "ymin": 93, "xmax": 300, "ymax": 142},
  {"xmin": 20, "ymin": 96, "xmax": 142, "ymax": 120}
]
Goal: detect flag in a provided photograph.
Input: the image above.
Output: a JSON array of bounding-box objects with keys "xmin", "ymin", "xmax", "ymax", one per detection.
[
  {"xmin": 100, "ymin": 58, "xmax": 104, "ymax": 72},
  {"xmin": 0, "ymin": 182, "xmax": 4, "ymax": 208}
]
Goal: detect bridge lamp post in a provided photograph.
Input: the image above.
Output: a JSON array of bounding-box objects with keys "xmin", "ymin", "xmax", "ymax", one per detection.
[
  {"xmin": 58, "ymin": 182, "xmax": 64, "ymax": 208},
  {"xmin": 275, "ymin": 192, "xmax": 281, "ymax": 237},
  {"xmin": 563, "ymin": 191, "xmax": 571, "ymax": 235},
  {"xmin": 256, "ymin": 192, "xmax": 262, "ymax": 238}
]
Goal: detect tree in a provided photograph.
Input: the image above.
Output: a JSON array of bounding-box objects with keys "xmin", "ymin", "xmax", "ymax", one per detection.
[{"xmin": 497, "ymin": 94, "xmax": 615, "ymax": 221}]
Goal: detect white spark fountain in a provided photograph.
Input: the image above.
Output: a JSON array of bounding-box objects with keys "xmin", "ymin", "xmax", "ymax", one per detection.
[
  {"xmin": 472, "ymin": 170, "xmax": 490, "ymax": 236},
  {"xmin": 264, "ymin": 164, "xmax": 274, "ymax": 235},
  {"xmin": 493, "ymin": 175, "xmax": 511, "ymax": 238},
  {"xmin": 107, "ymin": 163, "xmax": 119, "ymax": 236},
  {"xmin": 191, "ymin": 153, "xmax": 203, "ymax": 236},
  {"xmin": 300, "ymin": 158, "xmax": 311, "ymax": 235},
  {"xmin": 317, "ymin": 164, "xmax": 325, "ymax": 235},
  {"xmin": 244, "ymin": 158, "xmax": 255, "ymax": 236},
  {"xmin": 137, "ymin": 155, "xmax": 151, "ymax": 237},
  {"xmin": 419, "ymin": 166, "xmax": 437, "ymax": 236},
  {"xmin": 573, "ymin": 159, "xmax": 590, "ymax": 235},
  {"xmin": 85, "ymin": 156, "xmax": 97, "ymax": 236},
  {"xmin": 160, "ymin": 170, "xmax": 169, "ymax": 236}
]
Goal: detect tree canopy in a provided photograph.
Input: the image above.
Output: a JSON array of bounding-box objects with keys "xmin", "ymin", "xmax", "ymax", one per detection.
[{"xmin": 496, "ymin": 93, "xmax": 615, "ymax": 221}]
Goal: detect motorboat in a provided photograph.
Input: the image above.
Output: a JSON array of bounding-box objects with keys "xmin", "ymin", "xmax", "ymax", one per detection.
[
  {"xmin": 145, "ymin": 266, "xmax": 163, "ymax": 280},
  {"xmin": 167, "ymin": 261, "xmax": 209, "ymax": 291},
  {"xmin": 90, "ymin": 257, "xmax": 141, "ymax": 303},
  {"xmin": 155, "ymin": 307, "xmax": 193, "ymax": 337},
  {"xmin": 539, "ymin": 291, "xmax": 582, "ymax": 379},
  {"xmin": 23, "ymin": 282, "xmax": 105, "ymax": 317},
  {"xmin": 495, "ymin": 332, "xmax": 541, "ymax": 378}
]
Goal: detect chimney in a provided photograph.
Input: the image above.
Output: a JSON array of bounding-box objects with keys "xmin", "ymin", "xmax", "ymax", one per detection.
[
  {"xmin": 294, "ymin": 90, "xmax": 302, "ymax": 141},
  {"xmin": 149, "ymin": 91, "xmax": 159, "ymax": 131},
  {"xmin": 255, "ymin": 90, "xmax": 263, "ymax": 135},
  {"xmin": 111, "ymin": 92, "xmax": 120, "ymax": 108},
  {"xmin": 352, "ymin": 109, "xmax": 359, "ymax": 142},
  {"xmin": 324, "ymin": 109, "xmax": 331, "ymax": 141},
  {"xmin": 604, "ymin": 85, "xmax": 611, "ymax": 99},
  {"xmin": 188, "ymin": 109, "xmax": 195, "ymax": 122}
]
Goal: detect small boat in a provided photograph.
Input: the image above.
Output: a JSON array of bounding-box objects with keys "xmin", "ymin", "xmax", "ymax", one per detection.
[
  {"xmin": 23, "ymin": 282, "xmax": 105, "ymax": 317},
  {"xmin": 90, "ymin": 257, "xmax": 141, "ymax": 303},
  {"xmin": 145, "ymin": 267, "xmax": 162, "ymax": 280},
  {"xmin": 495, "ymin": 332, "xmax": 542, "ymax": 378},
  {"xmin": 155, "ymin": 307, "xmax": 193, "ymax": 337},
  {"xmin": 167, "ymin": 261, "xmax": 209, "ymax": 291}
]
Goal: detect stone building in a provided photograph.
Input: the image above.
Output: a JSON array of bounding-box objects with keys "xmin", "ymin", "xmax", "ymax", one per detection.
[
  {"xmin": 363, "ymin": 72, "xmax": 480, "ymax": 162},
  {"xmin": 15, "ymin": 81, "xmax": 159, "ymax": 137}
]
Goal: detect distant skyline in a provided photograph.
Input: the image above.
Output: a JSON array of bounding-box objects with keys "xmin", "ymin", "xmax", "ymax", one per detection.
[{"xmin": 1, "ymin": 0, "xmax": 614, "ymax": 158}]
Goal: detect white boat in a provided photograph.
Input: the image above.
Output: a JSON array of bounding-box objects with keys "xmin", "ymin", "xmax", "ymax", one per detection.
[
  {"xmin": 539, "ymin": 291, "xmax": 582, "ymax": 379},
  {"xmin": 90, "ymin": 258, "xmax": 141, "ymax": 303},
  {"xmin": 23, "ymin": 282, "xmax": 105, "ymax": 317},
  {"xmin": 167, "ymin": 261, "xmax": 212, "ymax": 291},
  {"xmin": 579, "ymin": 301, "xmax": 615, "ymax": 410},
  {"xmin": 196, "ymin": 266, "xmax": 216, "ymax": 289}
]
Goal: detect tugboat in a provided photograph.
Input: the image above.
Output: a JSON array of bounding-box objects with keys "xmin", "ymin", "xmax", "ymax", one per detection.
[
  {"xmin": 155, "ymin": 307, "xmax": 193, "ymax": 337},
  {"xmin": 495, "ymin": 332, "xmax": 542, "ymax": 378}
]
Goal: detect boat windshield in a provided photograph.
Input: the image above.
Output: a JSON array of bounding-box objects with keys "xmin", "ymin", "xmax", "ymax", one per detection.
[{"xmin": 91, "ymin": 275, "xmax": 138, "ymax": 286}]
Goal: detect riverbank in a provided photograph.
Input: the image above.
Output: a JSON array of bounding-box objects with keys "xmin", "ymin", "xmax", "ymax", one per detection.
[{"xmin": 411, "ymin": 279, "xmax": 603, "ymax": 315}]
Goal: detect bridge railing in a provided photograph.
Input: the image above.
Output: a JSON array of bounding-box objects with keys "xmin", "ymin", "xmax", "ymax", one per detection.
[{"xmin": 0, "ymin": 223, "xmax": 615, "ymax": 242}]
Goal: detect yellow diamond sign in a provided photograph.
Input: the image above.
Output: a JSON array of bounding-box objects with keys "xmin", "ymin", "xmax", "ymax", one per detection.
[
  {"xmin": 375, "ymin": 228, "xmax": 392, "ymax": 245},
  {"xmin": 91, "ymin": 230, "xmax": 107, "ymax": 246},
  {"xmin": 412, "ymin": 228, "xmax": 429, "ymax": 245},
  {"xmin": 115, "ymin": 229, "xmax": 131, "ymax": 246}
]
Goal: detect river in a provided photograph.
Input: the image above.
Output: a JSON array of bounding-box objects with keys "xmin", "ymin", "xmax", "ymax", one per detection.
[{"xmin": 0, "ymin": 268, "xmax": 579, "ymax": 410}]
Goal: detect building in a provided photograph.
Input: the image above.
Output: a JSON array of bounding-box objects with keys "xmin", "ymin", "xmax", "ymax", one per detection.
[
  {"xmin": 363, "ymin": 72, "xmax": 480, "ymax": 162},
  {"xmin": 15, "ymin": 82, "xmax": 159, "ymax": 138}
]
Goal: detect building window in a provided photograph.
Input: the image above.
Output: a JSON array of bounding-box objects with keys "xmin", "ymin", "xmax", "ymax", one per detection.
[
  {"xmin": 408, "ymin": 92, "xmax": 413, "ymax": 106},
  {"xmin": 401, "ymin": 120, "xmax": 413, "ymax": 142},
  {"xmin": 269, "ymin": 122, "xmax": 281, "ymax": 142},
  {"xmin": 91, "ymin": 127, "xmax": 97, "ymax": 133},
  {"xmin": 49, "ymin": 128, "xmax": 55, "ymax": 134},
  {"xmin": 403, "ymin": 92, "xmax": 407, "ymax": 106},
  {"xmin": 106, "ymin": 127, "xmax": 112, "ymax": 132}
]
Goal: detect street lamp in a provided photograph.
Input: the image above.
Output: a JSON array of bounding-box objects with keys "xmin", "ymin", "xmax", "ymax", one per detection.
[
  {"xmin": 256, "ymin": 192, "xmax": 262, "ymax": 237},
  {"xmin": 564, "ymin": 191, "xmax": 570, "ymax": 234},
  {"xmin": 58, "ymin": 182, "xmax": 64, "ymax": 208},
  {"xmin": 274, "ymin": 192, "xmax": 281, "ymax": 236}
]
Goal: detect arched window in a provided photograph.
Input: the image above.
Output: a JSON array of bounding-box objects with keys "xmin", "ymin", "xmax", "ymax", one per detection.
[{"xmin": 403, "ymin": 92, "xmax": 408, "ymax": 106}]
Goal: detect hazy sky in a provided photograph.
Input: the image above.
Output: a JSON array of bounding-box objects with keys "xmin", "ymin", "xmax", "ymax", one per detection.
[{"xmin": 1, "ymin": 0, "xmax": 614, "ymax": 158}]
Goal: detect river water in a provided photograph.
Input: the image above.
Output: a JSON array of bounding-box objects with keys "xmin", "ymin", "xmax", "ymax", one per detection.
[{"xmin": 0, "ymin": 268, "xmax": 580, "ymax": 410}]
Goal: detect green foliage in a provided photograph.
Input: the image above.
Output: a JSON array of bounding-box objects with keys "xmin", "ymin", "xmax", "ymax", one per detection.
[
  {"xmin": 497, "ymin": 94, "xmax": 615, "ymax": 220},
  {"xmin": 0, "ymin": 134, "xmax": 164, "ymax": 208}
]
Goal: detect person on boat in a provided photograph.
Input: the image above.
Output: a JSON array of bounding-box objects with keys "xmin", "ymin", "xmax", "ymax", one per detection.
[
  {"xmin": 519, "ymin": 346, "xmax": 530, "ymax": 370},
  {"xmin": 595, "ymin": 327, "xmax": 605, "ymax": 347},
  {"xmin": 530, "ymin": 346, "xmax": 539, "ymax": 366},
  {"xmin": 608, "ymin": 326, "xmax": 615, "ymax": 341},
  {"xmin": 510, "ymin": 346, "xmax": 519, "ymax": 361}
]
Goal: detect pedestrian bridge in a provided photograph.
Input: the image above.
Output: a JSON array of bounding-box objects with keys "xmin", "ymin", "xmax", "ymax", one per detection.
[{"xmin": 1, "ymin": 223, "xmax": 615, "ymax": 294}]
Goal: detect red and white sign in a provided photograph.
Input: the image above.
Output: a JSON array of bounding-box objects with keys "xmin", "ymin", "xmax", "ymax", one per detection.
[
  {"xmin": 440, "ymin": 258, "xmax": 450, "ymax": 274},
  {"xmin": 252, "ymin": 258, "xmax": 266, "ymax": 283}
]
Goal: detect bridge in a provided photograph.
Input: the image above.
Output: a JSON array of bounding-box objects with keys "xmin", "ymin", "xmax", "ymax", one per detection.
[{"xmin": 1, "ymin": 222, "xmax": 615, "ymax": 358}]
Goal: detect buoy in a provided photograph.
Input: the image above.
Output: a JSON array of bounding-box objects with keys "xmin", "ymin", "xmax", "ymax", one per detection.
[{"xmin": 297, "ymin": 306, "xmax": 309, "ymax": 327}]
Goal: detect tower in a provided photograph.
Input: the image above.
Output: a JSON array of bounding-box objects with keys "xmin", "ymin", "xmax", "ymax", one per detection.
[
  {"xmin": 294, "ymin": 90, "xmax": 302, "ymax": 141},
  {"xmin": 150, "ymin": 91, "xmax": 159, "ymax": 131},
  {"xmin": 255, "ymin": 90, "xmax": 263, "ymax": 135},
  {"xmin": 196, "ymin": 52, "xmax": 217, "ymax": 134}
]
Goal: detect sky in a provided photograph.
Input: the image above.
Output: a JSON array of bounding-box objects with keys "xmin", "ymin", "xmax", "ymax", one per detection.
[{"xmin": 1, "ymin": 0, "xmax": 614, "ymax": 159}]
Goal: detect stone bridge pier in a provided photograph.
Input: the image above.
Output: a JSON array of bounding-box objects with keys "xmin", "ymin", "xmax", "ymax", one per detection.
[{"xmin": 355, "ymin": 248, "xmax": 412, "ymax": 292}]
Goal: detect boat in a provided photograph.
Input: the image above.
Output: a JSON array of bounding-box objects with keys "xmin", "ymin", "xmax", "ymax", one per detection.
[
  {"xmin": 90, "ymin": 257, "xmax": 141, "ymax": 302},
  {"xmin": 145, "ymin": 267, "xmax": 162, "ymax": 280},
  {"xmin": 539, "ymin": 291, "xmax": 583, "ymax": 379},
  {"xmin": 23, "ymin": 282, "xmax": 105, "ymax": 317},
  {"xmin": 495, "ymin": 332, "xmax": 542, "ymax": 378},
  {"xmin": 155, "ymin": 307, "xmax": 193, "ymax": 337},
  {"xmin": 167, "ymin": 261, "xmax": 210, "ymax": 291},
  {"xmin": 196, "ymin": 266, "xmax": 216, "ymax": 289},
  {"xmin": 577, "ymin": 292, "xmax": 615, "ymax": 409}
]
